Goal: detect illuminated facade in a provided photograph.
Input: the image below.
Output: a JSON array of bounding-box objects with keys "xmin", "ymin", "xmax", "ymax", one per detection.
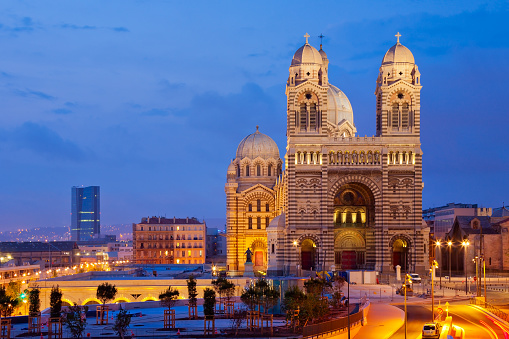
[
  {"xmin": 226, "ymin": 33, "xmax": 429, "ymax": 276},
  {"xmin": 132, "ymin": 217, "xmax": 205, "ymax": 264},
  {"xmin": 71, "ymin": 186, "xmax": 100, "ymax": 241}
]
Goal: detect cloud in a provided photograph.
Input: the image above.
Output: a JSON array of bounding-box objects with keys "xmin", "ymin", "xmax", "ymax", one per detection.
[
  {"xmin": 11, "ymin": 122, "xmax": 86, "ymax": 162},
  {"xmin": 159, "ymin": 79, "xmax": 185, "ymax": 91},
  {"xmin": 59, "ymin": 23, "xmax": 129, "ymax": 33},
  {"xmin": 59, "ymin": 24, "xmax": 96, "ymax": 30},
  {"xmin": 13, "ymin": 89, "xmax": 55, "ymax": 100}
]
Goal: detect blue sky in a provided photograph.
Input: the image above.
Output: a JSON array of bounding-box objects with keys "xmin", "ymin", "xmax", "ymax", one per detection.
[{"xmin": 0, "ymin": 1, "xmax": 507, "ymax": 231}]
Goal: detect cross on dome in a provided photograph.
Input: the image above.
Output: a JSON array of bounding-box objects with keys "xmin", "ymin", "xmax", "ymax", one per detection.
[
  {"xmin": 304, "ymin": 33, "xmax": 310, "ymax": 44},
  {"xmin": 395, "ymin": 32, "xmax": 401, "ymax": 44}
]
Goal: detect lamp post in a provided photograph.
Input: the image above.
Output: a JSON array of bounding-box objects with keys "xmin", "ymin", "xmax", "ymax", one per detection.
[
  {"xmin": 431, "ymin": 260, "xmax": 438, "ymax": 322},
  {"xmin": 404, "ymin": 274, "xmax": 411, "ymax": 339},
  {"xmin": 447, "ymin": 240, "xmax": 452, "ymax": 282},
  {"xmin": 435, "ymin": 240, "xmax": 442, "ymax": 288},
  {"xmin": 462, "ymin": 239, "xmax": 469, "ymax": 295}
]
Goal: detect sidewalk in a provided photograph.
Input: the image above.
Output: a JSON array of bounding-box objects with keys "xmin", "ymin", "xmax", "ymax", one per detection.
[{"xmin": 354, "ymin": 302, "xmax": 404, "ymax": 339}]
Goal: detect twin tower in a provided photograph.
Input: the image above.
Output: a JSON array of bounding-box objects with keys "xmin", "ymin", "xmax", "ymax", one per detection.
[{"xmin": 225, "ymin": 33, "xmax": 428, "ymax": 277}]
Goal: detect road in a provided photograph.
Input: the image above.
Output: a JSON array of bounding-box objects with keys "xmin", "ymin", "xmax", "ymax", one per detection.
[{"xmin": 389, "ymin": 300, "xmax": 509, "ymax": 338}]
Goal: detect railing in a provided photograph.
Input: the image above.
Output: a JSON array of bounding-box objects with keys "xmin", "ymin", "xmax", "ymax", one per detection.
[
  {"xmin": 470, "ymin": 297, "xmax": 509, "ymax": 322},
  {"xmin": 302, "ymin": 300, "xmax": 369, "ymax": 338}
]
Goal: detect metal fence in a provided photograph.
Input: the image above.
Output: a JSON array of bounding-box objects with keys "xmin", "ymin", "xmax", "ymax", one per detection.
[{"xmin": 302, "ymin": 299, "xmax": 369, "ymax": 339}]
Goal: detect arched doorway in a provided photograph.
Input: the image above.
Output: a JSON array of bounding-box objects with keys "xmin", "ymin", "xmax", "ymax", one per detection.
[
  {"xmin": 333, "ymin": 183, "xmax": 374, "ymax": 269},
  {"xmin": 392, "ymin": 238, "xmax": 409, "ymax": 271},
  {"xmin": 335, "ymin": 231, "xmax": 365, "ymax": 270},
  {"xmin": 250, "ymin": 239, "xmax": 267, "ymax": 272},
  {"xmin": 301, "ymin": 239, "xmax": 316, "ymax": 270}
]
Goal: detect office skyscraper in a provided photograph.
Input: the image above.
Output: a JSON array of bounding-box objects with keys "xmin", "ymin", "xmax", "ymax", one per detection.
[{"xmin": 71, "ymin": 186, "xmax": 100, "ymax": 241}]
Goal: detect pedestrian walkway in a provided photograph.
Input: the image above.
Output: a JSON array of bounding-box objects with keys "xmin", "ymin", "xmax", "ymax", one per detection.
[{"xmin": 354, "ymin": 302, "xmax": 404, "ymax": 339}]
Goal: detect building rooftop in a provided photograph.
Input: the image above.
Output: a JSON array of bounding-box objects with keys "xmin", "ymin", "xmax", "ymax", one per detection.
[
  {"xmin": 0, "ymin": 241, "xmax": 78, "ymax": 252},
  {"xmin": 138, "ymin": 216, "xmax": 204, "ymax": 225}
]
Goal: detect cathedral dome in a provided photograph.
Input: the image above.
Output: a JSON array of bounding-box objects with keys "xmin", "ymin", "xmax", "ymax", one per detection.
[
  {"xmin": 291, "ymin": 43, "xmax": 323, "ymax": 65},
  {"xmin": 319, "ymin": 47, "xmax": 328, "ymax": 60},
  {"xmin": 382, "ymin": 42, "xmax": 415, "ymax": 65},
  {"xmin": 327, "ymin": 84, "xmax": 354, "ymax": 126},
  {"xmin": 236, "ymin": 126, "xmax": 280, "ymax": 160}
]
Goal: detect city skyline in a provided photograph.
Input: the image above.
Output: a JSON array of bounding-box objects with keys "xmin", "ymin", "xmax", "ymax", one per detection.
[{"xmin": 0, "ymin": 1, "xmax": 508, "ymax": 231}]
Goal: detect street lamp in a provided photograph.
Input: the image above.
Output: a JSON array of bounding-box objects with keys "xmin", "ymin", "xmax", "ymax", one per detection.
[
  {"xmin": 447, "ymin": 239, "xmax": 452, "ymax": 282},
  {"xmin": 462, "ymin": 239, "xmax": 469, "ymax": 295},
  {"xmin": 435, "ymin": 240, "xmax": 442, "ymax": 288},
  {"xmin": 431, "ymin": 260, "xmax": 438, "ymax": 322},
  {"xmin": 404, "ymin": 274, "xmax": 412, "ymax": 339}
]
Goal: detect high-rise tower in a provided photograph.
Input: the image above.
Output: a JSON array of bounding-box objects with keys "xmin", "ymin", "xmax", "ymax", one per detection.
[{"xmin": 71, "ymin": 186, "xmax": 100, "ymax": 241}]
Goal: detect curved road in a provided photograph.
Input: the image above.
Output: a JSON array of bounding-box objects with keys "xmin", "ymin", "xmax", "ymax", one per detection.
[{"xmin": 389, "ymin": 300, "xmax": 508, "ymax": 338}]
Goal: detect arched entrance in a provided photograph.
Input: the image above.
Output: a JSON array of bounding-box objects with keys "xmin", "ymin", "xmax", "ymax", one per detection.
[
  {"xmin": 301, "ymin": 239, "xmax": 316, "ymax": 270},
  {"xmin": 250, "ymin": 239, "xmax": 267, "ymax": 272},
  {"xmin": 335, "ymin": 231, "xmax": 365, "ymax": 270},
  {"xmin": 392, "ymin": 238, "xmax": 409, "ymax": 271},
  {"xmin": 333, "ymin": 183, "xmax": 374, "ymax": 269}
]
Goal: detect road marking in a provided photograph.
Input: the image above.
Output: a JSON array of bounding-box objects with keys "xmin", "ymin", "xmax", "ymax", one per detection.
[
  {"xmin": 451, "ymin": 308, "xmax": 495, "ymax": 339},
  {"xmin": 479, "ymin": 319, "xmax": 498, "ymax": 339}
]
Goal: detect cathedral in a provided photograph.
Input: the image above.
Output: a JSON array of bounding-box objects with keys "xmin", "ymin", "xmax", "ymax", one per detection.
[{"xmin": 225, "ymin": 33, "xmax": 429, "ymax": 277}]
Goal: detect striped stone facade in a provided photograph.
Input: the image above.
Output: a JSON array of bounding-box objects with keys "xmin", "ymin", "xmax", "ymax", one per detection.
[{"xmin": 226, "ymin": 35, "xmax": 429, "ymax": 277}]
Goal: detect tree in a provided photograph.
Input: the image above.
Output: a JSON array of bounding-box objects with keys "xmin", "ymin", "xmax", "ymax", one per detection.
[
  {"xmin": 187, "ymin": 275, "xmax": 198, "ymax": 319},
  {"xmin": 6, "ymin": 281, "xmax": 21, "ymax": 299},
  {"xmin": 229, "ymin": 306, "xmax": 246, "ymax": 336},
  {"xmin": 221, "ymin": 280, "xmax": 236, "ymax": 305},
  {"xmin": 282, "ymin": 285, "xmax": 305, "ymax": 324},
  {"xmin": 112, "ymin": 306, "xmax": 131, "ymax": 339},
  {"xmin": 211, "ymin": 277, "xmax": 226, "ymax": 309},
  {"xmin": 0, "ymin": 286, "xmax": 19, "ymax": 317},
  {"xmin": 96, "ymin": 282, "xmax": 118, "ymax": 305},
  {"xmin": 62, "ymin": 304, "xmax": 88, "ymax": 339},
  {"xmin": 203, "ymin": 288, "xmax": 216, "ymax": 317},
  {"xmin": 304, "ymin": 278, "xmax": 330, "ymax": 296},
  {"xmin": 50, "ymin": 285, "xmax": 63, "ymax": 319},
  {"xmin": 159, "ymin": 286, "xmax": 179, "ymax": 311},
  {"xmin": 240, "ymin": 286, "xmax": 259, "ymax": 311},
  {"xmin": 29, "ymin": 287, "xmax": 41, "ymax": 315}
]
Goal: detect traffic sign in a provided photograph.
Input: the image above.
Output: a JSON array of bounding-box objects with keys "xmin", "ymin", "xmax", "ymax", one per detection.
[{"xmin": 437, "ymin": 308, "xmax": 443, "ymax": 314}]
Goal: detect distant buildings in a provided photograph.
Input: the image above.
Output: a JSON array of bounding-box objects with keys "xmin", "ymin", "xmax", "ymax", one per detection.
[
  {"xmin": 133, "ymin": 217, "xmax": 206, "ymax": 264},
  {"xmin": 71, "ymin": 186, "xmax": 100, "ymax": 241},
  {"xmin": 423, "ymin": 203, "xmax": 492, "ymax": 238},
  {"xmin": 206, "ymin": 228, "xmax": 226, "ymax": 265},
  {"xmin": 0, "ymin": 241, "xmax": 80, "ymax": 268}
]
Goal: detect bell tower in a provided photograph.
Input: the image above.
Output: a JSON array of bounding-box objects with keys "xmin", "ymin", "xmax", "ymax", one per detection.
[
  {"xmin": 375, "ymin": 32, "xmax": 422, "ymax": 137},
  {"xmin": 286, "ymin": 33, "xmax": 329, "ymax": 138}
]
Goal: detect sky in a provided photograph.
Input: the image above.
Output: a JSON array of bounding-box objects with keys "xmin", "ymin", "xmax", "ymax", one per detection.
[{"xmin": 0, "ymin": 1, "xmax": 507, "ymax": 231}]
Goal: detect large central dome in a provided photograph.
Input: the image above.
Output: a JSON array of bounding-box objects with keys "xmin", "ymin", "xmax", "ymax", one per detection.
[{"xmin": 236, "ymin": 126, "xmax": 279, "ymax": 160}]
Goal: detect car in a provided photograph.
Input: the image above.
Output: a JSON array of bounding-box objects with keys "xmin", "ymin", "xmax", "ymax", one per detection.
[
  {"xmin": 422, "ymin": 322, "xmax": 441, "ymax": 338},
  {"xmin": 408, "ymin": 273, "xmax": 422, "ymax": 284}
]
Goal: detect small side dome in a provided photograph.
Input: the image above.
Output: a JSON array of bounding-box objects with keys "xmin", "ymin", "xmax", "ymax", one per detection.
[
  {"xmin": 227, "ymin": 161, "xmax": 236, "ymax": 174},
  {"xmin": 382, "ymin": 43, "xmax": 415, "ymax": 64},
  {"xmin": 327, "ymin": 84, "xmax": 354, "ymax": 126},
  {"xmin": 319, "ymin": 47, "xmax": 328, "ymax": 60},
  {"xmin": 291, "ymin": 43, "xmax": 323, "ymax": 65},
  {"xmin": 236, "ymin": 126, "xmax": 280, "ymax": 160}
]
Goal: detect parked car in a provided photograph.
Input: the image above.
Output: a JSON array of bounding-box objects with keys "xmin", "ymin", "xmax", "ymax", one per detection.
[
  {"xmin": 408, "ymin": 273, "xmax": 422, "ymax": 284},
  {"xmin": 422, "ymin": 322, "xmax": 441, "ymax": 338}
]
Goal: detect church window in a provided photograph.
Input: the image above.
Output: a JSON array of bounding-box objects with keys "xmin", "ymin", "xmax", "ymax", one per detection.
[
  {"xmin": 268, "ymin": 164, "xmax": 272, "ymax": 176},
  {"xmin": 248, "ymin": 204, "xmax": 252, "ymax": 212},
  {"xmin": 398, "ymin": 93, "xmax": 404, "ymax": 99},
  {"xmin": 391, "ymin": 104, "xmax": 399, "ymax": 128},
  {"xmin": 300, "ymin": 103, "xmax": 307, "ymax": 131},
  {"xmin": 246, "ymin": 165, "xmax": 250, "ymax": 176},
  {"xmin": 236, "ymin": 165, "xmax": 240, "ymax": 177},
  {"xmin": 306, "ymin": 72, "xmax": 310, "ymax": 76},
  {"xmin": 399, "ymin": 71, "xmax": 403, "ymax": 76},
  {"xmin": 266, "ymin": 217, "xmax": 269, "ymax": 227},
  {"xmin": 401, "ymin": 103, "xmax": 409, "ymax": 129},
  {"xmin": 266, "ymin": 203, "xmax": 269, "ymax": 212},
  {"xmin": 309, "ymin": 103, "xmax": 317, "ymax": 130},
  {"xmin": 257, "ymin": 217, "xmax": 261, "ymax": 229},
  {"xmin": 248, "ymin": 218, "xmax": 252, "ymax": 229},
  {"xmin": 257, "ymin": 199, "xmax": 261, "ymax": 211},
  {"xmin": 256, "ymin": 165, "xmax": 261, "ymax": 176},
  {"xmin": 272, "ymin": 244, "xmax": 275, "ymax": 253}
]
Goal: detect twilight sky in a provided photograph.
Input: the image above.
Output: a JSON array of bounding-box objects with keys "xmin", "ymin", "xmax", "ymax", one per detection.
[{"xmin": 0, "ymin": 1, "xmax": 507, "ymax": 231}]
